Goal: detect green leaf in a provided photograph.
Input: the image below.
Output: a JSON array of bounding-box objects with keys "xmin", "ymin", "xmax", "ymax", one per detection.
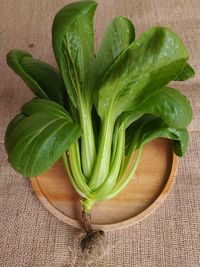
[
  {"xmin": 52, "ymin": 0, "xmax": 97, "ymax": 108},
  {"xmin": 124, "ymin": 86, "xmax": 192, "ymax": 129},
  {"xmin": 5, "ymin": 99, "xmax": 82, "ymax": 176},
  {"xmin": 174, "ymin": 63, "xmax": 195, "ymax": 81},
  {"xmin": 96, "ymin": 27, "xmax": 189, "ymax": 119},
  {"xmin": 173, "ymin": 129, "xmax": 189, "ymax": 156},
  {"xmin": 141, "ymin": 87, "xmax": 192, "ymax": 128},
  {"xmin": 90, "ymin": 16, "xmax": 135, "ymax": 167},
  {"xmin": 126, "ymin": 115, "xmax": 189, "ymax": 157},
  {"xmin": 141, "ymin": 117, "xmax": 189, "ymax": 156},
  {"xmin": 124, "ymin": 86, "xmax": 192, "ymax": 155},
  {"xmin": 52, "ymin": 1, "xmax": 98, "ymax": 178},
  {"xmin": 7, "ymin": 50, "xmax": 66, "ymax": 105},
  {"xmin": 5, "ymin": 113, "xmax": 25, "ymax": 152},
  {"xmin": 95, "ymin": 16, "xmax": 135, "ymax": 79},
  {"xmin": 21, "ymin": 98, "xmax": 72, "ymax": 120}
]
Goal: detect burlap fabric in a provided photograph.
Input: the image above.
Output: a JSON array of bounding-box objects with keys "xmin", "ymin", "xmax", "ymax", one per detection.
[{"xmin": 0, "ymin": 0, "xmax": 200, "ymax": 266}]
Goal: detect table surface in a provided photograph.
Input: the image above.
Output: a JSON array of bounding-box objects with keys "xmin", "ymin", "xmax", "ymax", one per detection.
[{"xmin": 0, "ymin": 0, "xmax": 200, "ymax": 266}]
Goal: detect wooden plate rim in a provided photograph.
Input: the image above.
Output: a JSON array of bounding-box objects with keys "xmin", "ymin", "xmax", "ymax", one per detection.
[{"xmin": 31, "ymin": 153, "xmax": 179, "ymax": 232}]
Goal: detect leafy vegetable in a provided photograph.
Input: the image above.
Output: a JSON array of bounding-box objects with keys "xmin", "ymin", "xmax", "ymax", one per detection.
[
  {"xmin": 5, "ymin": 99, "xmax": 81, "ymax": 176},
  {"xmin": 7, "ymin": 50, "xmax": 66, "ymax": 106},
  {"xmin": 95, "ymin": 16, "xmax": 135, "ymax": 78},
  {"xmin": 5, "ymin": 1, "xmax": 194, "ymax": 217},
  {"xmin": 90, "ymin": 26, "xmax": 190, "ymax": 190},
  {"xmin": 174, "ymin": 63, "xmax": 195, "ymax": 81},
  {"xmin": 52, "ymin": 1, "xmax": 97, "ymax": 178},
  {"xmin": 123, "ymin": 86, "xmax": 192, "ymax": 130}
]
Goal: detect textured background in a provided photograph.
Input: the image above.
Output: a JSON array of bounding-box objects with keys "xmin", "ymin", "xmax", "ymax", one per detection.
[{"xmin": 0, "ymin": 0, "xmax": 200, "ymax": 266}]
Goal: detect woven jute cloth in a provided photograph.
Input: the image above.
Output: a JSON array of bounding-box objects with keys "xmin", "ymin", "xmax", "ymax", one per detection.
[{"xmin": 0, "ymin": 0, "xmax": 200, "ymax": 266}]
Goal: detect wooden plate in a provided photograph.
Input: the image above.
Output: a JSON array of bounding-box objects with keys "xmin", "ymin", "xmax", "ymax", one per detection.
[{"xmin": 31, "ymin": 138, "xmax": 178, "ymax": 231}]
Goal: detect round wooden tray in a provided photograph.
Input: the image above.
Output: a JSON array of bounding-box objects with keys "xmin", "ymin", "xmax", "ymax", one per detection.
[{"xmin": 31, "ymin": 138, "xmax": 178, "ymax": 231}]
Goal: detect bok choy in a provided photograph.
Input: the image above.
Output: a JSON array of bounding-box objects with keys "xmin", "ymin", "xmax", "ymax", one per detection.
[{"xmin": 5, "ymin": 0, "xmax": 194, "ymax": 250}]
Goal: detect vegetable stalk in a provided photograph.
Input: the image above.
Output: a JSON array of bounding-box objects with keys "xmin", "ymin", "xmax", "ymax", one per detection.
[
  {"xmin": 89, "ymin": 112, "xmax": 115, "ymax": 190},
  {"xmin": 78, "ymin": 101, "xmax": 96, "ymax": 179}
]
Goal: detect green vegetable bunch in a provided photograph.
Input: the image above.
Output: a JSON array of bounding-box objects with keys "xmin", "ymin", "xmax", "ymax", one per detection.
[{"xmin": 5, "ymin": 1, "xmax": 194, "ymax": 215}]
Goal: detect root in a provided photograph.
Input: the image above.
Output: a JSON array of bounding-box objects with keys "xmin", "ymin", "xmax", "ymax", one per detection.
[
  {"xmin": 67, "ymin": 231, "xmax": 110, "ymax": 267},
  {"xmin": 80, "ymin": 228, "xmax": 104, "ymax": 252},
  {"xmin": 81, "ymin": 210, "xmax": 92, "ymax": 233},
  {"xmin": 78, "ymin": 210, "xmax": 109, "ymax": 264},
  {"xmin": 67, "ymin": 210, "xmax": 111, "ymax": 266}
]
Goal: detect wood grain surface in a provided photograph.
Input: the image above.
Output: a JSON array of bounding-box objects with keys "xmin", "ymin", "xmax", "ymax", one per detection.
[{"xmin": 31, "ymin": 138, "xmax": 179, "ymax": 231}]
